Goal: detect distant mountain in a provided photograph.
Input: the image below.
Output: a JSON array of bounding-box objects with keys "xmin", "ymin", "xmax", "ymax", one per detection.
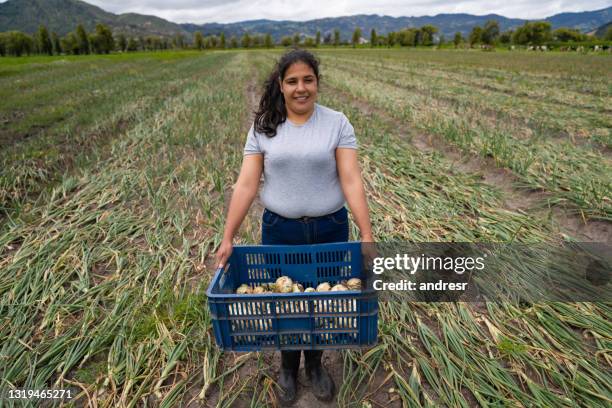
[
  {"xmin": 0, "ymin": 0, "xmax": 187, "ymax": 36},
  {"xmin": 547, "ymin": 7, "xmax": 611, "ymax": 33},
  {"xmin": 186, "ymin": 9, "xmax": 612, "ymax": 40},
  {"xmin": 186, "ymin": 13, "xmax": 528, "ymax": 42},
  {"xmin": 0, "ymin": 0, "xmax": 610, "ymax": 41}
]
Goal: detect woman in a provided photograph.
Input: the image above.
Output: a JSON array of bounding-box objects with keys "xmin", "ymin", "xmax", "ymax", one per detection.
[{"xmin": 214, "ymin": 48, "xmax": 374, "ymax": 405}]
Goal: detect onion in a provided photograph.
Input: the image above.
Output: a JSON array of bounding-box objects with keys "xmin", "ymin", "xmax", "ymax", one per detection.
[
  {"xmin": 253, "ymin": 286, "xmax": 265, "ymax": 294},
  {"xmin": 275, "ymin": 276, "xmax": 293, "ymax": 293},
  {"xmin": 292, "ymin": 283, "xmax": 304, "ymax": 293},
  {"xmin": 316, "ymin": 282, "xmax": 331, "ymax": 292},
  {"xmin": 304, "ymin": 287, "xmax": 316, "ymax": 293},
  {"xmin": 346, "ymin": 278, "xmax": 362, "ymax": 290},
  {"xmin": 332, "ymin": 284, "xmax": 348, "ymax": 291},
  {"xmin": 236, "ymin": 284, "xmax": 252, "ymax": 294}
]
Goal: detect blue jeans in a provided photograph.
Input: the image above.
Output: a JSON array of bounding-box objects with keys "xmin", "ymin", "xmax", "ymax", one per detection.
[{"xmin": 261, "ymin": 207, "xmax": 349, "ymax": 245}]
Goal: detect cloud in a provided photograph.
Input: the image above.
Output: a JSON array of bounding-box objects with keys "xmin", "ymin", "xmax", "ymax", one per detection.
[{"xmin": 2, "ymin": 0, "xmax": 610, "ymax": 23}]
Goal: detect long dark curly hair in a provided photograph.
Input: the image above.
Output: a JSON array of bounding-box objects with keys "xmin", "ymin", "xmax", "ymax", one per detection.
[{"xmin": 254, "ymin": 48, "xmax": 321, "ymax": 137}]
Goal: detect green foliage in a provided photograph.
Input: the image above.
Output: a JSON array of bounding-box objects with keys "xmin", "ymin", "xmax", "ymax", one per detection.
[
  {"xmin": 333, "ymin": 29, "xmax": 340, "ymax": 46},
  {"xmin": 512, "ymin": 21, "xmax": 552, "ymax": 45},
  {"xmin": 74, "ymin": 359, "xmax": 107, "ymax": 384},
  {"xmin": 194, "ymin": 32, "xmax": 204, "ymax": 50},
  {"xmin": 453, "ymin": 31, "xmax": 463, "ymax": 47},
  {"xmin": 384, "ymin": 25, "xmax": 440, "ymax": 47},
  {"xmin": 173, "ymin": 33, "xmax": 185, "ymax": 49},
  {"xmin": 469, "ymin": 26, "xmax": 483, "ymax": 46},
  {"xmin": 90, "ymin": 23, "xmax": 114, "ymax": 54},
  {"xmin": 370, "ymin": 28, "xmax": 377, "ymax": 47},
  {"xmin": 251, "ymin": 34, "xmax": 262, "ymax": 47},
  {"xmin": 0, "ymin": 31, "xmax": 34, "ymax": 56},
  {"xmin": 280, "ymin": 35, "xmax": 292, "ymax": 47},
  {"xmin": 499, "ymin": 30, "xmax": 513, "ymax": 44},
  {"xmin": 131, "ymin": 287, "xmax": 206, "ymax": 342},
  {"xmin": 497, "ymin": 337, "xmax": 527, "ymax": 357},
  {"xmin": 37, "ymin": 25, "xmax": 52, "ymax": 55},
  {"xmin": 387, "ymin": 31, "xmax": 397, "ymax": 46},
  {"xmin": 352, "ymin": 27, "xmax": 362, "ymax": 47},
  {"xmin": 126, "ymin": 37, "xmax": 138, "ymax": 51},
  {"xmin": 76, "ymin": 23, "xmax": 90, "ymax": 54},
  {"xmin": 60, "ymin": 32, "xmax": 78, "ymax": 54},
  {"xmin": 315, "ymin": 30, "xmax": 321, "ymax": 47},
  {"xmin": 220, "ymin": 32, "xmax": 226, "ymax": 49},
  {"xmin": 606, "ymin": 26, "xmax": 612, "ymax": 41},
  {"xmin": 51, "ymin": 31, "xmax": 61, "ymax": 54},
  {"xmin": 553, "ymin": 27, "xmax": 587, "ymax": 42},
  {"xmin": 230, "ymin": 35, "xmax": 238, "ymax": 48},
  {"xmin": 292, "ymin": 32, "xmax": 300, "ymax": 46},
  {"xmin": 482, "ymin": 20, "xmax": 500, "ymax": 45},
  {"xmin": 398, "ymin": 28, "xmax": 417, "ymax": 46},
  {"xmin": 0, "ymin": 33, "xmax": 6, "ymax": 56},
  {"xmin": 241, "ymin": 33, "xmax": 251, "ymax": 48},
  {"xmin": 264, "ymin": 33, "xmax": 273, "ymax": 48},
  {"xmin": 116, "ymin": 33, "xmax": 127, "ymax": 52},
  {"xmin": 420, "ymin": 25, "xmax": 438, "ymax": 46}
]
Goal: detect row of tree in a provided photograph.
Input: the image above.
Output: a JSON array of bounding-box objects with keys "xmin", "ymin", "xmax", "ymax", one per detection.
[
  {"xmin": 1, "ymin": 23, "xmax": 119, "ymax": 56},
  {"xmin": 455, "ymin": 21, "xmax": 608, "ymax": 47},
  {"xmin": 0, "ymin": 23, "xmax": 287, "ymax": 56},
  {"xmin": 367, "ymin": 25, "xmax": 440, "ymax": 47},
  {"xmin": 2, "ymin": 20, "xmax": 611, "ymax": 57}
]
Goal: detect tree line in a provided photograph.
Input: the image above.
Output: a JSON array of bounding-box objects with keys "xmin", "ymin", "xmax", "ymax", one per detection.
[
  {"xmin": 454, "ymin": 20, "xmax": 611, "ymax": 48},
  {"xmin": 2, "ymin": 20, "xmax": 611, "ymax": 57},
  {"xmin": 366, "ymin": 21, "xmax": 610, "ymax": 48}
]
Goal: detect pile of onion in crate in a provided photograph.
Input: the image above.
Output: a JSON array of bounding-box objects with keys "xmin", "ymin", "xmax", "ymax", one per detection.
[{"xmin": 230, "ymin": 276, "xmax": 363, "ymax": 330}]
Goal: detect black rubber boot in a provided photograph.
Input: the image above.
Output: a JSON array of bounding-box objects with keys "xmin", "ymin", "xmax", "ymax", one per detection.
[
  {"xmin": 277, "ymin": 351, "xmax": 300, "ymax": 406},
  {"xmin": 304, "ymin": 350, "xmax": 335, "ymax": 402}
]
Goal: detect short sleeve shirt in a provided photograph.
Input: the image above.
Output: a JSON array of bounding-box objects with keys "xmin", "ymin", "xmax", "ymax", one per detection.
[{"xmin": 244, "ymin": 103, "xmax": 357, "ymax": 218}]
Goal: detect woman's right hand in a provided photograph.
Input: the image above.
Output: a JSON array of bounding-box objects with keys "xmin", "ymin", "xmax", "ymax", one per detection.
[{"xmin": 214, "ymin": 239, "xmax": 233, "ymax": 270}]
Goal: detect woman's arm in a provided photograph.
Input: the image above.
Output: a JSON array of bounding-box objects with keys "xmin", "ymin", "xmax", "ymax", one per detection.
[
  {"xmin": 214, "ymin": 154, "xmax": 264, "ymax": 267},
  {"xmin": 336, "ymin": 148, "xmax": 373, "ymax": 242}
]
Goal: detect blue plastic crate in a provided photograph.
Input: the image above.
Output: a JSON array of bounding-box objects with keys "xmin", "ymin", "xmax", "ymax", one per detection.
[{"xmin": 206, "ymin": 241, "xmax": 378, "ymax": 351}]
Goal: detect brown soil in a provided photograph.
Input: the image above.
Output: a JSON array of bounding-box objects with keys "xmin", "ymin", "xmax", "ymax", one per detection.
[
  {"xmin": 328, "ymin": 83, "xmax": 612, "ymax": 244},
  {"xmin": 197, "ymin": 349, "xmax": 403, "ymax": 408}
]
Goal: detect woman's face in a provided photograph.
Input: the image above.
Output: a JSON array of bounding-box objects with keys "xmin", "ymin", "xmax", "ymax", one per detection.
[{"xmin": 279, "ymin": 61, "xmax": 318, "ymax": 115}]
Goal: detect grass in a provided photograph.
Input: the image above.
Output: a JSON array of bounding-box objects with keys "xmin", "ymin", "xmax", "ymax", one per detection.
[
  {"xmin": 0, "ymin": 49, "xmax": 610, "ymax": 407},
  {"xmin": 0, "ymin": 50, "xmax": 205, "ymax": 67}
]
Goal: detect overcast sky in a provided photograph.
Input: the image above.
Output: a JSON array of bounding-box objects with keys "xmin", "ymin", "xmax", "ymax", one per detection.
[{"xmin": 3, "ymin": 0, "xmax": 612, "ymax": 23}]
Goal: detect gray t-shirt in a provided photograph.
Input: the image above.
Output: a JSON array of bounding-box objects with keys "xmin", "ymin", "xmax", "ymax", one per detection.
[{"xmin": 244, "ymin": 103, "xmax": 358, "ymax": 218}]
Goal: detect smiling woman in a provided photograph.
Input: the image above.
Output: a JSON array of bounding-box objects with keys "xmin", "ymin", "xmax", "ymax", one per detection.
[
  {"xmin": 278, "ymin": 61, "xmax": 318, "ymax": 124},
  {"xmin": 214, "ymin": 48, "xmax": 374, "ymax": 405}
]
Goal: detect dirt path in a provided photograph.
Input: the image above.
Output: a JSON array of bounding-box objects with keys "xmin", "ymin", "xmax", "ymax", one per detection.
[{"xmin": 326, "ymin": 83, "xmax": 611, "ymax": 244}]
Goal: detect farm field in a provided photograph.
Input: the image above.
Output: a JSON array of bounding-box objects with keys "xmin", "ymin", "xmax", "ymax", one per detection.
[{"xmin": 0, "ymin": 48, "xmax": 611, "ymax": 407}]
